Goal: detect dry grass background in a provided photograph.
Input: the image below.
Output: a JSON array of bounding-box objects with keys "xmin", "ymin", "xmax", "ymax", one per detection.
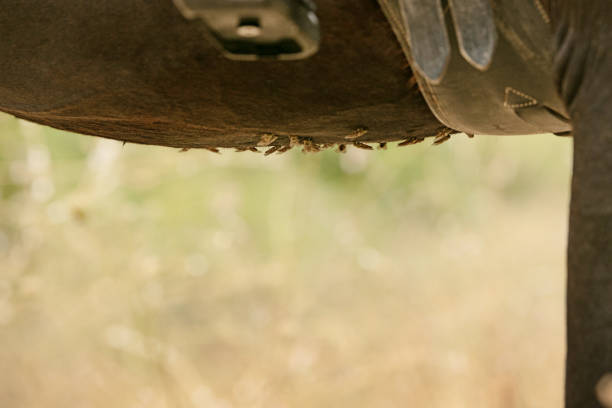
[{"xmin": 0, "ymin": 113, "xmax": 571, "ymax": 408}]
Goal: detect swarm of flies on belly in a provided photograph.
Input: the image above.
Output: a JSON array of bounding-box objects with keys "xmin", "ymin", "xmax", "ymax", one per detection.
[{"xmin": 177, "ymin": 127, "xmax": 456, "ymax": 155}]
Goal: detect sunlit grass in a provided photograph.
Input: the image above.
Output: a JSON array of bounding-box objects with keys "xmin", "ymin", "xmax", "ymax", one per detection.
[{"xmin": 0, "ymin": 113, "xmax": 571, "ymax": 407}]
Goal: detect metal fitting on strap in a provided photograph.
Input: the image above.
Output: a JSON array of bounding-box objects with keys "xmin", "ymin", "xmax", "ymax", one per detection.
[{"xmin": 173, "ymin": 0, "xmax": 320, "ymax": 60}]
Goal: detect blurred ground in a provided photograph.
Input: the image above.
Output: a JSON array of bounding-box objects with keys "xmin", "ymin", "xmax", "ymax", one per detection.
[{"xmin": 0, "ymin": 113, "xmax": 571, "ymax": 408}]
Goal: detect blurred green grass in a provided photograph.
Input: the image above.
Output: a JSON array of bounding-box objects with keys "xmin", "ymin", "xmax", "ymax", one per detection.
[{"xmin": 0, "ymin": 113, "xmax": 571, "ymax": 408}]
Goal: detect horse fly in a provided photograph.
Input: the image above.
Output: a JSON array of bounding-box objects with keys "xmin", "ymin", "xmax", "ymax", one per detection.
[
  {"xmin": 353, "ymin": 141, "xmax": 373, "ymax": 150},
  {"xmin": 276, "ymin": 145, "xmax": 292, "ymax": 154},
  {"xmin": 398, "ymin": 137, "xmax": 425, "ymax": 146},
  {"xmin": 257, "ymin": 133, "xmax": 278, "ymax": 146},
  {"xmin": 302, "ymin": 139, "xmax": 321, "ymax": 153},
  {"xmin": 344, "ymin": 127, "xmax": 368, "ymax": 141},
  {"xmin": 433, "ymin": 129, "xmax": 453, "ymax": 146},
  {"xmin": 289, "ymin": 136, "xmax": 301, "ymax": 147},
  {"xmin": 264, "ymin": 145, "xmax": 280, "ymax": 156},
  {"xmin": 433, "ymin": 135, "xmax": 451, "ymax": 145}
]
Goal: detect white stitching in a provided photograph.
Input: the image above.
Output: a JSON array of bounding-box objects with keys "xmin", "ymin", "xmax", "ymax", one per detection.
[
  {"xmin": 504, "ymin": 87, "xmax": 538, "ymax": 109},
  {"xmin": 533, "ymin": 0, "xmax": 551, "ymax": 24}
]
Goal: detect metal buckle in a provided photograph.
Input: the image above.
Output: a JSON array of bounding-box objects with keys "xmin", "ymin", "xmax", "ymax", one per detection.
[{"xmin": 173, "ymin": 0, "xmax": 320, "ymax": 60}]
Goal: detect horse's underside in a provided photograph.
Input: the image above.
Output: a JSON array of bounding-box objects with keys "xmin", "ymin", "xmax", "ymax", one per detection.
[
  {"xmin": 0, "ymin": 0, "xmax": 445, "ymax": 149},
  {"xmin": 1, "ymin": 1, "xmax": 611, "ymax": 408}
]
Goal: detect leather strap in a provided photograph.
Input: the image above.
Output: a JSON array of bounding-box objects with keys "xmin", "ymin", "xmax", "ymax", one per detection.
[{"xmin": 378, "ymin": 0, "xmax": 571, "ymax": 136}]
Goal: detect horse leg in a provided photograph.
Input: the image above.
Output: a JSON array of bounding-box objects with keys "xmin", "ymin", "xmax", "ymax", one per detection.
[{"xmin": 552, "ymin": 1, "xmax": 612, "ymax": 406}]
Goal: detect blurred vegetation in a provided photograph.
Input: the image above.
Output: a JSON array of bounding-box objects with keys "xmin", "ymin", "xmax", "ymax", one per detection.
[{"xmin": 0, "ymin": 113, "xmax": 571, "ymax": 408}]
